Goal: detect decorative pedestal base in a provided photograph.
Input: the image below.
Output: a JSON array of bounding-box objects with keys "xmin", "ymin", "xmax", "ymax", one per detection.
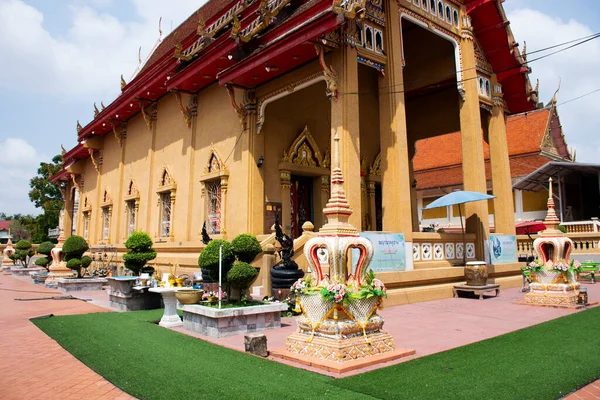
[
  {"xmin": 274, "ymin": 332, "xmax": 414, "ymax": 374},
  {"xmin": 11, "ymin": 267, "xmax": 45, "ymax": 277},
  {"xmin": 56, "ymin": 278, "xmax": 107, "ymax": 292},
  {"xmin": 45, "ymin": 262, "xmax": 74, "ymax": 288},
  {"xmin": 182, "ymin": 302, "xmax": 288, "ymax": 338},
  {"xmin": 149, "ymin": 288, "xmax": 182, "ymax": 328},
  {"xmin": 31, "ymin": 272, "xmax": 49, "ymax": 284},
  {"xmin": 521, "ymin": 291, "xmax": 580, "ymax": 307}
]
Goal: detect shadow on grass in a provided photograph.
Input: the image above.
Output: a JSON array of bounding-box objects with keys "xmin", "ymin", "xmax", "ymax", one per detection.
[{"xmin": 32, "ymin": 307, "xmax": 600, "ymax": 400}]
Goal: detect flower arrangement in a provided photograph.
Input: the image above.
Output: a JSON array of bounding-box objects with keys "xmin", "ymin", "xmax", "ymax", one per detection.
[
  {"xmin": 349, "ymin": 270, "xmax": 388, "ymax": 300},
  {"xmin": 321, "ymin": 282, "xmax": 348, "ymax": 304},
  {"xmin": 202, "ymin": 291, "xmax": 227, "ymax": 301},
  {"xmin": 289, "ymin": 275, "xmax": 320, "ymax": 296},
  {"xmin": 527, "ymin": 258, "xmax": 581, "ymax": 273}
]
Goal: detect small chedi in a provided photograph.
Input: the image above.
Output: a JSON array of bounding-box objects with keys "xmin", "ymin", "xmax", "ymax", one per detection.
[
  {"xmin": 1, "ymin": 229, "xmax": 15, "ymax": 272},
  {"xmin": 285, "ymin": 133, "xmax": 396, "ymax": 363},
  {"xmin": 524, "ymin": 177, "xmax": 581, "ymax": 307}
]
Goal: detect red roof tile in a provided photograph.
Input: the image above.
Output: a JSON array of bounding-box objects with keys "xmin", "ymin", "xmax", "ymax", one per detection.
[
  {"xmin": 413, "ymin": 107, "xmax": 551, "ymax": 172},
  {"xmin": 414, "ymin": 154, "xmax": 552, "ymax": 190},
  {"xmin": 0, "ymin": 220, "xmax": 10, "ymax": 231}
]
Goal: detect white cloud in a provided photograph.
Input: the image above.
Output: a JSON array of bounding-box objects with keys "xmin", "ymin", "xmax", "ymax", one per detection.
[
  {"xmin": 0, "ymin": 137, "xmax": 46, "ymax": 215},
  {"xmin": 507, "ymin": 8, "xmax": 600, "ymax": 163},
  {"xmin": 0, "ymin": 0, "xmax": 203, "ymax": 101}
]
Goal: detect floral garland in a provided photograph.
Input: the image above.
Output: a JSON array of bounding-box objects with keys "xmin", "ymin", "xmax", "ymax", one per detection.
[{"xmin": 526, "ymin": 258, "xmax": 581, "ymax": 273}]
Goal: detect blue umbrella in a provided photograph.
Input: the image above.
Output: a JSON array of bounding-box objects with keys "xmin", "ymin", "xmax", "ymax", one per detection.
[{"xmin": 423, "ymin": 191, "xmax": 495, "ymax": 264}]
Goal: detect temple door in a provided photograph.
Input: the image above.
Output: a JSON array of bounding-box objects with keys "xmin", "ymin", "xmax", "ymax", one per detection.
[{"xmin": 290, "ymin": 175, "xmax": 313, "ymax": 238}]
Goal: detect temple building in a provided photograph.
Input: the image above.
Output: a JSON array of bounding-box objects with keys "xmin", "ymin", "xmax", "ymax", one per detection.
[{"xmin": 51, "ymin": 0, "xmax": 540, "ymax": 303}]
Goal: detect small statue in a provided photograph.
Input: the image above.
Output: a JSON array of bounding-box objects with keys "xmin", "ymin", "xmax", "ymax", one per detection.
[
  {"xmin": 274, "ymin": 212, "xmax": 294, "ymax": 267},
  {"xmin": 271, "ymin": 212, "xmax": 303, "ymax": 290},
  {"xmin": 201, "ymin": 221, "xmax": 212, "ymax": 245}
]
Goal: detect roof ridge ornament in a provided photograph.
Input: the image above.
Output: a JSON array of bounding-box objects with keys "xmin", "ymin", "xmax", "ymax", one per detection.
[
  {"xmin": 93, "ymin": 103, "xmax": 100, "ymax": 118},
  {"xmin": 551, "ymin": 77, "xmax": 561, "ymax": 107},
  {"xmin": 314, "ymin": 44, "xmax": 338, "ymax": 100},
  {"xmin": 120, "ymin": 74, "xmax": 127, "ymax": 90}
]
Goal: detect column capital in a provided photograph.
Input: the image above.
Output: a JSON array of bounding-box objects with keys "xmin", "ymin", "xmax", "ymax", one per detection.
[{"xmin": 461, "ymin": 15, "xmax": 474, "ymax": 41}]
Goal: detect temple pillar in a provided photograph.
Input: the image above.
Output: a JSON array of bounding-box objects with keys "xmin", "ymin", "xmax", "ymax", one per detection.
[
  {"xmin": 458, "ymin": 23, "xmax": 490, "ymax": 260},
  {"xmin": 378, "ymin": 0, "xmax": 413, "ymax": 240},
  {"xmin": 488, "ymin": 77, "xmax": 515, "ymax": 235},
  {"xmin": 63, "ymin": 181, "xmax": 74, "ymax": 239},
  {"xmin": 330, "ymin": 44, "xmax": 362, "ymax": 229},
  {"xmin": 280, "ymin": 170, "xmax": 292, "ymax": 235},
  {"xmin": 244, "ymin": 91, "xmax": 265, "ymax": 235}
]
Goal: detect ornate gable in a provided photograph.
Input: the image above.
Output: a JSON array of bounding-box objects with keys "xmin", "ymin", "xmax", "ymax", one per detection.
[
  {"xmin": 205, "ymin": 146, "xmax": 225, "ymax": 173},
  {"xmin": 283, "ymin": 126, "xmax": 328, "ymax": 168},
  {"xmin": 158, "ymin": 166, "xmax": 177, "ymax": 192},
  {"xmin": 124, "ymin": 179, "xmax": 140, "ymax": 201}
]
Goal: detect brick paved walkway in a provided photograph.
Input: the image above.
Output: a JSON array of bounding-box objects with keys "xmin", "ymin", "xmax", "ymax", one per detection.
[
  {"xmin": 0, "ymin": 274, "xmax": 134, "ymax": 400},
  {"xmin": 1, "ymin": 272, "xmax": 598, "ymax": 399}
]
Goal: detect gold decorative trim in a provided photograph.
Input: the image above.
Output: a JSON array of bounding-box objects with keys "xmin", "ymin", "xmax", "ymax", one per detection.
[
  {"xmin": 124, "ymin": 179, "xmax": 140, "ymax": 201},
  {"xmin": 369, "ymin": 152, "xmax": 381, "ymax": 176},
  {"xmin": 108, "ymin": 119, "xmax": 122, "ymax": 146},
  {"xmin": 225, "ymin": 84, "xmax": 247, "ymax": 130},
  {"xmin": 204, "ymin": 145, "xmax": 226, "ymax": 174},
  {"xmin": 283, "ymin": 126, "xmax": 324, "ymax": 168},
  {"xmin": 157, "ymin": 166, "xmax": 177, "ymax": 192},
  {"xmin": 171, "ymin": 90, "xmax": 197, "ymax": 128},
  {"xmin": 138, "ymin": 101, "xmax": 157, "ymax": 130},
  {"xmin": 89, "ymin": 149, "xmax": 100, "ymax": 172},
  {"xmin": 315, "ymin": 44, "xmax": 338, "ymax": 100}
]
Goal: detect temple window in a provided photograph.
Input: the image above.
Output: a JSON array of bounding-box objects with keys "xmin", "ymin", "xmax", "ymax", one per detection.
[
  {"xmin": 421, "ymin": 0, "xmax": 428, "ymax": 11},
  {"xmin": 453, "ymin": 9, "xmax": 459, "ymax": 27},
  {"xmin": 412, "ymin": 0, "xmax": 419, "ymax": 5},
  {"xmin": 159, "ymin": 192, "xmax": 172, "ymax": 238},
  {"xmin": 438, "ymin": 2, "xmax": 443, "ymax": 19},
  {"xmin": 200, "ymin": 148, "xmax": 229, "ymax": 237},
  {"xmin": 102, "ymin": 207, "xmax": 111, "ymax": 241},
  {"xmin": 364, "ymin": 25, "xmax": 374, "ymax": 51},
  {"xmin": 485, "ymin": 80, "xmax": 491, "ymax": 97},
  {"xmin": 430, "ymin": 0, "xmax": 436, "ymax": 14},
  {"xmin": 126, "ymin": 200, "xmax": 136, "ymax": 237},
  {"xmin": 374, "ymin": 29, "xmax": 384, "ymax": 53},
  {"xmin": 83, "ymin": 211, "xmax": 90, "ymax": 240},
  {"xmin": 445, "ymin": 5, "xmax": 451, "ymax": 22},
  {"xmin": 205, "ymin": 181, "xmax": 222, "ymax": 234}
]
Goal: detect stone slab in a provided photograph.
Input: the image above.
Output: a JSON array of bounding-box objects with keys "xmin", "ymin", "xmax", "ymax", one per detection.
[
  {"xmin": 108, "ymin": 290, "xmax": 162, "ymax": 312},
  {"xmin": 10, "ymin": 267, "xmax": 45, "ymax": 277},
  {"xmin": 182, "ymin": 302, "xmax": 288, "ymax": 338},
  {"xmin": 56, "ymin": 278, "xmax": 107, "ymax": 292},
  {"xmin": 515, "ymin": 300, "xmax": 598, "ymax": 310}
]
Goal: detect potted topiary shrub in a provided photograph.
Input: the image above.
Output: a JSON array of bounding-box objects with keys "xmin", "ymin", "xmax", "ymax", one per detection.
[
  {"xmin": 14, "ymin": 240, "xmax": 34, "ymax": 267},
  {"xmin": 198, "ymin": 239, "xmax": 235, "ymax": 282},
  {"xmin": 122, "ymin": 232, "xmax": 157, "ymax": 275},
  {"xmin": 34, "ymin": 241, "xmax": 55, "ymax": 272},
  {"xmin": 227, "ymin": 261, "xmax": 259, "ymax": 302},
  {"xmin": 62, "ymin": 235, "xmax": 90, "ymax": 278},
  {"xmin": 231, "ymin": 234, "xmax": 262, "ymax": 263}
]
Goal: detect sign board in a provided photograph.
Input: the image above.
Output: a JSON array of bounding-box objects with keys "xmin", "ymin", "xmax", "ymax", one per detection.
[
  {"xmin": 489, "ymin": 234, "xmax": 517, "ymax": 264},
  {"xmin": 352, "ymin": 232, "xmax": 406, "ymax": 273}
]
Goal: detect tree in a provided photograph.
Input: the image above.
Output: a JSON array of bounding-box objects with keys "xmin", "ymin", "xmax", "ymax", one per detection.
[
  {"xmin": 62, "ymin": 235, "xmax": 89, "ymax": 278},
  {"xmin": 28, "ymin": 154, "xmax": 64, "ymax": 243},
  {"xmin": 14, "ymin": 240, "xmax": 34, "ymax": 267},
  {"xmin": 35, "ymin": 241, "xmax": 55, "ymax": 271},
  {"xmin": 123, "ymin": 232, "xmax": 157, "ymax": 275}
]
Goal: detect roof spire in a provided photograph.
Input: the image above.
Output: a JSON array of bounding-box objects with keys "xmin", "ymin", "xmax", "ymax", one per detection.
[
  {"xmin": 6, "ymin": 228, "xmax": 12, "ymax": 246},
  {"xmin": 541, "ymin": 177, "xmax": 562, "ymax": 235},
  {"xmin": 551, "ymin": 77, "xmax": 561, "ymax": 107}
]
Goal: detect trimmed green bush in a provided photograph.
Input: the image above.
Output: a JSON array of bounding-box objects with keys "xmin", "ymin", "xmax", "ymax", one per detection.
[
  {"xmin": 123, "ymin": 232, "xmax": 156, "ymax": 275},
  {"xmin": 37, "ymin": 241, "xmax": 55, "ymax": 257},
  {"xmin": 231, "ymin": 234, "xmax": 262, "ymax": 263},
  {"xmin": 198, "ymin": 239, "xmax": 235, "ymax": 281},
  {"xmin": 15, "ymin": 240, "xmax": 32, "ymax": 251},
  {"xmin": 62, "ymin": 236, "xmax": 89, "ymax": 261},
  {"xmin": 558, "ymin": 225, "xmax": 567, "ymax": 234},
  {"xmin": 34, "ymin": 256, "xmax": 51, "ymax": 270},
  {"xmin": 66, "ymin": 258, "xmax": 81, "ymax": 270},
  {"xmin": 227, "ymin": 261, "xmax": 258, "ymax": 290},
  {"xmin": 81, "ymin": 256, "xmax": 92, "ymax": 269},
  {"xmin": 14, "ymin": 240, "xmax": 34, "ymax": 267}
]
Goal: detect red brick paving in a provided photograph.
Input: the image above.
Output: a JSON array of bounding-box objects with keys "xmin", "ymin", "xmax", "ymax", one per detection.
[{"xmin": 0, "ymin": 274, "xmax": 134, "ymax": 400}]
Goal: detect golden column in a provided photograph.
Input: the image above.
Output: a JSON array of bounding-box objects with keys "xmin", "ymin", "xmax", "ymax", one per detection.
[
  {"xmin": 244, "ymin": 90, "xmax": 265, "ymax": 235},
  {"xmin": 329, "ymin": 43, "xmax": 362, "ymax": 229},
  {"xmin": 63, "ymin": 181, "xmax": 74, "ymax": 239},
  {"xmin": 378, "ymin": 0, "xmax": 414, "ymax": 239},
  {"xmin": 458, "ymin": 19, "xmax": 490, "ymax": 260},
  {"xmin": 280, "ymin": 170, "xmax": 292, "ymax": 235},
  {"xmin": 488, "ymin": 77, "xmax": 515, "ymax": 235}
]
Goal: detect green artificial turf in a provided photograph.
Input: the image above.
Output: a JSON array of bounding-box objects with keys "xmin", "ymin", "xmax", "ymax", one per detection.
[{"xmin": 33, "ymin": 307, "xmax": 600, "ymax": 400}]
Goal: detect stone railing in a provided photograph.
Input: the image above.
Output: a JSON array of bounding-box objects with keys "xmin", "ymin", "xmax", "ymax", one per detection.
[
  {"xmin": 517, "ymin": 232, "xmax": 600, "ymax": 257},
  {"xmin": 412, "ymin": 232, "xmax": 477, "ymax": 266},
  {"xmin": 561, "ymin": 218, "xmax": 599, "ymax": 233}
]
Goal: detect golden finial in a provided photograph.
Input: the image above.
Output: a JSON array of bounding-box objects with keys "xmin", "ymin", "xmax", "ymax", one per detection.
[
  {"xmin": 551, "ymin": 77, "xmax": 561, "ymax": 106},
  {"xmin": 138, "ymin": 46, "xmax": 142, "ymax": 66},
  {"xmin": 93, "ymin": 103, "xmax": 100, "ymax": 117},
  {"xmin": 197, "ymin": 11, "xmax": 207, "ymax": 37},
  {"xmin": 230, "ymin": 14, "xmax": 241, "ymax": 38},
  {"xmin": 61, "ymin": 144, "xmax": 67, "ymax": 156},
  {"xmin": 120, "ymin": 74, "xmax": 127, "ymax": 90},
  {"xmin": 76, "ymin": 120, "xmax": 82, "ymax": 133},
  {"xmin": 158, "ymin": 17, "xmax": 163, "ymax": 39},
  {"xmin": 522, "ymin": 41, "xmax": 527, "ymax": 64},
  {"xmin": 101, "ymin": 101, "xmax": 106, "ymax": 110}
]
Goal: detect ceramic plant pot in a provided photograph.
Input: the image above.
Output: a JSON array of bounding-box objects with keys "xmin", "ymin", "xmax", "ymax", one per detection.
[
  {"xmin": 464, "ymin": 261, "xmax": 488, "ymax": 286},
  {"xmin": 176, "ymin": 289, "xmax": 204, "ymax": 304}
]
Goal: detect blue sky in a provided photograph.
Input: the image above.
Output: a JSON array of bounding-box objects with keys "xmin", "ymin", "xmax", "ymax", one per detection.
[{"xmin": 0, "ymin": 0, "xmax": 599, "ymax": 215}]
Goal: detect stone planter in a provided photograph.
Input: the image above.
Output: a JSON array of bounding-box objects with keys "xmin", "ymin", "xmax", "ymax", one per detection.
[
  {"xmin": 57, "ymin": 278, "xmax": 107, "ymax": 292},
  {"xmin": 11, "ymin": 267, "xmax": 45, "ymax": 277},
  {"xmin": 464, "ymin": 261, "xmax": 488, "ymax": 286},
  {"xmin": 182, "ymin": 302, "xmax": 288, "ymax": 338},
  {"xmin": 107, "ymin": 277, "xmax": 162, "ymax": 311},
  {"xmin": 31, "ymin": 272, "xmax": 49, "ymax": 284}
]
